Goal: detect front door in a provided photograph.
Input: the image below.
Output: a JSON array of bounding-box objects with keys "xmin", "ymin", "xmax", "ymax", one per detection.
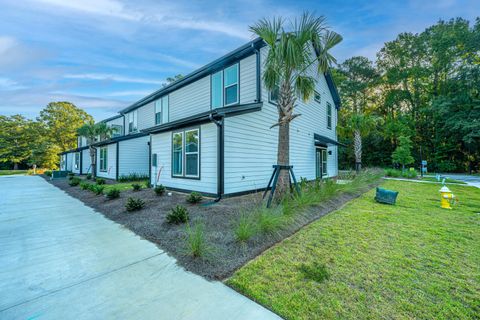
[{"xmin": 315, "ymin": 148, "xmax": 327, "ymax": 179}]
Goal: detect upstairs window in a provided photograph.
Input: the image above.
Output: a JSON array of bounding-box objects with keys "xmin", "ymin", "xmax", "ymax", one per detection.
[
  {"xmin": 269, "ymin": 85, "xmax": 280, "ymax": 104},
  {"xmin": 155, "ymin": 96, "xmax": 169, "ymax": 125},
  {"xmin": 211, "ymin": 63, "xmax": 239, "ymax": 107},
  {"xmin": 128, "ymin": 110, "xmax": 138, "ymax": 133},
  {"xmin": 111, "ymin": 125, "xmax": 123, "ymax": 137},
  {"xmin": 327, "ymin": 102, "xmax": 332, "ymax": 129},
  {"xmin": 314, "ymin": 91, "xmax": 321, "ymax": 104}
]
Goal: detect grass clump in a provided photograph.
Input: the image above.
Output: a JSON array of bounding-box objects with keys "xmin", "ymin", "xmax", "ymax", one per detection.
[
  {"xmin": 125, "ymin": 197, "xmax": 145, "ymax": 212},
  {"xmin": 80, "ymin": 181, "xmax": 91, "ymax": 190},
  {"xmin": 154, "ymin": 184, "xmax": 166, "ymax": 196},
  {"xmin": 186, "ymin": 192, "xmax": 203, "ymax": 204},
  {"xmin": 91, "ymin": 184, "xmax": 105, "ymax": 195},
  {"xmin": 69, "ymin": 177, "xmax": 81, "ymax": 186},
  {"xmin": 131, "ymin": 183, "xmax": 142, "ymax": 191},
  {"xmin": 166, "ymin": 205, "xmax": 189, "ymax": 224},
  {"xmin": 105, "ymin": 188, "xmax": 120, "ymax": 200},
  {"xmin": 144, "ymin": 180, "xmax": 151, "ymax": 188},
  {"xmin": 185, "ymin": 222, "xmax": 209, "ymax": 258},
  {"xmin": 95, "ymin": 178, "xmax": 106, "ymax": 185},
  {"xmin": 384, "ymin": 168, "xmax": 402, "ymax": 177},
  {"xmin": 86, "ymin": 173, "xmax": 92, "ymax": 180},
  {"xmin": 233, "ymin": 213, "xmax": 258, "ymax": 243},
  {"xmin": 257, "ymin": 207, "xmax": 283, "ymax": 234}
]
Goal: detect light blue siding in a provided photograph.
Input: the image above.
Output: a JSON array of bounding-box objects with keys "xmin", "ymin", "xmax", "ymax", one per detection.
[
  {"xmin": 169, "ymin": 76, "xmax": 210, "ymax": 122},
  {"xmin": 81, "ymin": 149, "xmax": 92, "ymax": 174},
  {"xmin": 150, "ymin": 123, "xmax": 217, "ymax": 194},
  {"xmin": 118, "ymin": 136, "xmax": 149, "ymax": 178},
  {"xmin": 96, "ymin": 144, "xmax": 117, "ymax": 180},
  {"xmin": 239, "ymin": 54, "xmax": 258, "ymax": 104}
]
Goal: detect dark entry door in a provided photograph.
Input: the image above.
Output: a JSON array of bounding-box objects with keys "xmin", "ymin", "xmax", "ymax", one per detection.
[{"xmin": 315, "ymin": 148, "xmax": 327, "ymax": 179}]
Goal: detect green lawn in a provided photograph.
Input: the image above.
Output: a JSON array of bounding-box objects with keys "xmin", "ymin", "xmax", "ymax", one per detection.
[
  {"xmin": 227, "ymin": 180, "xmax": 480, "ymax": 319},
  {"xmin": 102, "ymin": 180, "xmax": 148, "ymax": 192},
  {"xmin": 0, "ymin": 170, "xmax": 28, "ymax": 176}
]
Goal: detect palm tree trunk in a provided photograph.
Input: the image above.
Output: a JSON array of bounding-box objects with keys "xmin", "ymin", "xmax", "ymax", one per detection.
[
  {"xmin": 90, "ymin": 146, "xmax": 96, "ymax": 178},
  {"xmin": 275, "ymin": 121, "xmax": 290, "ymax": 201},
  {"xmin": 354, "ymin": 129, "xmax": 362, "ymax": 172}
]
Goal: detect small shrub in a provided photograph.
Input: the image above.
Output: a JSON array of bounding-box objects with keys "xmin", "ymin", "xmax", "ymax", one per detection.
[
  {"xmin": 154, "ymin": 185, "xmax": 166, "ymax": 196},
  {"xmin": 86, "ymin": 173, "xmax": 92, "ymax": 180},
  {"xmin": 166, "ymin": 205, "xmax": 189, "ymax": 224},
  {"xmin": 44, "ymin": 170, "xmax": 52, "ymax": 177},
  {"xmin": 185, "ymin": 222, "xmax": 209, "ymax": 258},
  {"xmin": 384, "ymin": 168, "xmax": 401, "ymax": 178},
  {"xmin": 186, "ymin": 192, "xmax": 203, "ymax": 204},
  {"xmin": 69, "ymin": 177, "xmax": 81, "ymax": 186},
  {"xmin": 299, "ymin": 262, "xmax": 330, "ymax": 283},
  {"xmin": 95, "ymin": 178, "xmax": 106, "ymax": 185},
  {"xmin": 125, "ymin": 197, "xmax": 145, "ymax": 212},
  {"xmin": 234, "ymin": 213, "xmax": 258, "ymax": 243},
  {"xmin": 105, "ymin": 188, "xmax": 120, "ymax": 200},
  {"xmin": 80, "ymin": 181, "xmax": 91, "ymax": 190},
  {"xmin": 144, "ymin": 180, "xmax": 151, "ymax": 188},
  {"xmin": 91, "ymin": 184, "xmax": 105, "ymax": 195},
  {"xmin": 68, "ymin": 172, "xmax": 75, "ymax": 177},
  {"xmin": 402, "ymin": 169, "xmax": 417, "ymax": 179},
  {"xmin": 131, "ymin": 183, "xmax": 142, "ymax": 191}
]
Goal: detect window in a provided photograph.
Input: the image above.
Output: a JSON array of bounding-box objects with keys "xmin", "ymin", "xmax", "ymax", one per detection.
[
  {"xmin": 211, "ymin": 71, "xmax": 223, "ymax": 108},
  {"xmin": 327, "ymin": 102, "xmax": 332, "ymax": 129},
  {"xmin": 269, "ymin": 85, "xmax": 280, "ymax": 104},
  {"xmin": 314, "ymin": 91, "xmax": 321, "ymax": 104},
  {"xmin": 322, "ymin": 149, "xmax": 328, "ymax": 176},
  {"xmin": 78, "ymin": 136, "xmax": 82, "ymax": 148},
  {"xmin": 224, "ymin": 64, "xmax": 238, "ymax": 105},
  {"xmin": 74, "ymin": 152, "xmax": 80, "ymax": 170},
  {"xmin": 128, "ymin": 110, "xmax": 138, "ymax": 133},
  {"xmin": 155, "ymin": 96, "xmax": 169, "ymax": 125},
  {"xmin": 172, "ymin": 128, "xmax": 200, "ymax": 178},
  {"xmin": 111, "ymin": 125, "xmax": 123, "ymax": 137},
  {"xmin": 99, "ymin": 147, "xmax": 107, "ymax": 172},
  {"xmin": 185, "ymin": 129, "xmax": 199, "ymax": 177},
  {"xmin": 172, "ymin": 132, "xmax": 183, "ymax": 176},
  {"xmin": 211, "ymin": 63, "xmax": 238, "ymax": 107}
]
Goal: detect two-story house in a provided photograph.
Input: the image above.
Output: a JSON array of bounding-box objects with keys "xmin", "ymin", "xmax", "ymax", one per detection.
[{"xmin": 60, "ymin": 37, "xmax": 341, "ymax": 198}]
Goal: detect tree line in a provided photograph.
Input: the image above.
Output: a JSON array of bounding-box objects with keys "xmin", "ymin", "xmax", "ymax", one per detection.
[
  {"xmin": 0, "ymin": 102, "xmax": 92, "ymax": 170},
  {"xmin": 334, "ymin": 17, "xmax": 480, "ymax": 173}
]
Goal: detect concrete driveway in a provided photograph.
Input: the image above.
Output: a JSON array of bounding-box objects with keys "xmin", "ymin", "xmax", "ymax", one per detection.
[
  {"xmin": 441, "ymin": 173, "xmax": 480, "ymax": 188},
  {"xmin": 0, "ymin": 175, "xmax": 280, "ymax": 320}
]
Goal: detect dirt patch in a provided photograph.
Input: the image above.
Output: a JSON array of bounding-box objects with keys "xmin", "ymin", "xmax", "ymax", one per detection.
[{"xmin": 43, "ymin": 175, "xmax": 378, "ymax": 280}]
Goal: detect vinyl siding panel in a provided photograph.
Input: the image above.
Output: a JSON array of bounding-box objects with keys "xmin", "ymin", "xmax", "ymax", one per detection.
[
  {"xmin": 81, "ymin": 149, "xmax": 92, "ymax": 174},
  {"xmin": 96, "ymin": 143, "xmax": 117, "ymax": 180},
  {"xmin": 137, "ymin": 102, "xmax": 155, "ymax": 131},
  {"xmin": 105, "ymin": 116, "xmax": 123, "ymax": 127},
  {"xmin": 169, "ymin": 76, "xmax": 210, "ymax": 121},
  {"xmin": 239, "ymin": 54, "xmax": 257, "ymax": 104},
  {"xmin": 118, "ymin": 136, "xmax": 149, "ymax": 178},
  {"xmin": 150, "ymin": 123, "xmax": 217, "ymax": 194}
]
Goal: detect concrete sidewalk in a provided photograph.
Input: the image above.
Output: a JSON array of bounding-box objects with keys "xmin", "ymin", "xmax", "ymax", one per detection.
[{"xmin": 0, "ymin": 175, "xmax": 281, "ymax": 320}]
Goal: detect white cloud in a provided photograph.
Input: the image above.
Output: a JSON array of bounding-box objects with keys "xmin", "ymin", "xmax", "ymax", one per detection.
[
  {"xmin": 0, "ymin": 77, "xmax": 26, "ymax": 90},
  {"xmin": 106, "ymin": 89, "xmax": 155, "ymax": 97},
  {"xmin": 64, "ymin": 73, "xmax": 165, "ymax": 85}
]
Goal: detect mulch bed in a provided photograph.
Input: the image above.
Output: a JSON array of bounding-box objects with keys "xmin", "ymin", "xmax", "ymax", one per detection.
[{"xmin": 43, "ymin": 175, "xmax": 378, "ymax": 280}]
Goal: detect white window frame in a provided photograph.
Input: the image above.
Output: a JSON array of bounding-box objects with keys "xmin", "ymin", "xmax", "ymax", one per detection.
[
  {"xmin": 224, "ymin": 63, "xmax": 239, "ymax": 106},
  {"xmin": 111, "ymin": 124, "xmax": 123, "ymax": 137},
  {"xmin": 99, "ymin": 147, "xmax": 107, "ymax": 172},
  {"xmin": 172, "ymin": 132, "xmax": 184, "ymax": 177},
  {"xmin": 172, "ymin": 128, "xmax": 200, "ymax": 179},
  {"xmin": 322, "ymin": 149, "xmax": 328, "ymax": 176},
  {"xmin": 155, "ymin": 95, "xmax": 169, "ymax": 125},
  {"xmin": 184, "ymin": 129, "xmax": 200, "ymax": 178}
]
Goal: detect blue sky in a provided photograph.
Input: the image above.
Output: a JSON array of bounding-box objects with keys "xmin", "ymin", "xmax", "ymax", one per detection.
[{"xmin": 0, "ymin": 0, "xmax": 478, "ymax": 121}]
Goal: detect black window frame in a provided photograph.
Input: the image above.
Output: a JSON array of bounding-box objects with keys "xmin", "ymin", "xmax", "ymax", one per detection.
[
  {"xmin": 314, "ymin": 91, "xmax": 321, "ymax": 104},
  {"xmin": 327, "ymin": 102, "xmax": 332, "ymax": 130}
]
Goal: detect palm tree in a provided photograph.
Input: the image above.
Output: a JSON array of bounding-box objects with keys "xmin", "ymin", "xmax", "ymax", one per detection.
[
  {"xmin": 250, "ymin": 13, "xmax": 342, "ymax": 199},
  {"xmin": 77, "ymin": 122, "xmax": 115, "ymax": 178}
]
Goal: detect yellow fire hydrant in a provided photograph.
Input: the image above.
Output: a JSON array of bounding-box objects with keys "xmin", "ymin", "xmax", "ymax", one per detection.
[{"xmin": 439, "ymin": 186, "xmax": 455, "ymax": 209}]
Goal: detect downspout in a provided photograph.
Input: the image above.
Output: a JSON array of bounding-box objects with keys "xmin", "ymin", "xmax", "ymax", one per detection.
[
  {"xmin": 209, "ymin": 113, "xmax": 224, "ymax": 202},
  {"xmin": 148, "ymin": 136, "xmax": 152, "ymax": 187},
  {"xmin": 253, "ymin": 44, "xmax": 262, "ymax": 103},
  {"xmin": 115, "ymin": 142, "xmax": 119, "ymax": 180},
  {"xmin": 80, "ymin": 150, "xmax": 83, "ymax": 175}
]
